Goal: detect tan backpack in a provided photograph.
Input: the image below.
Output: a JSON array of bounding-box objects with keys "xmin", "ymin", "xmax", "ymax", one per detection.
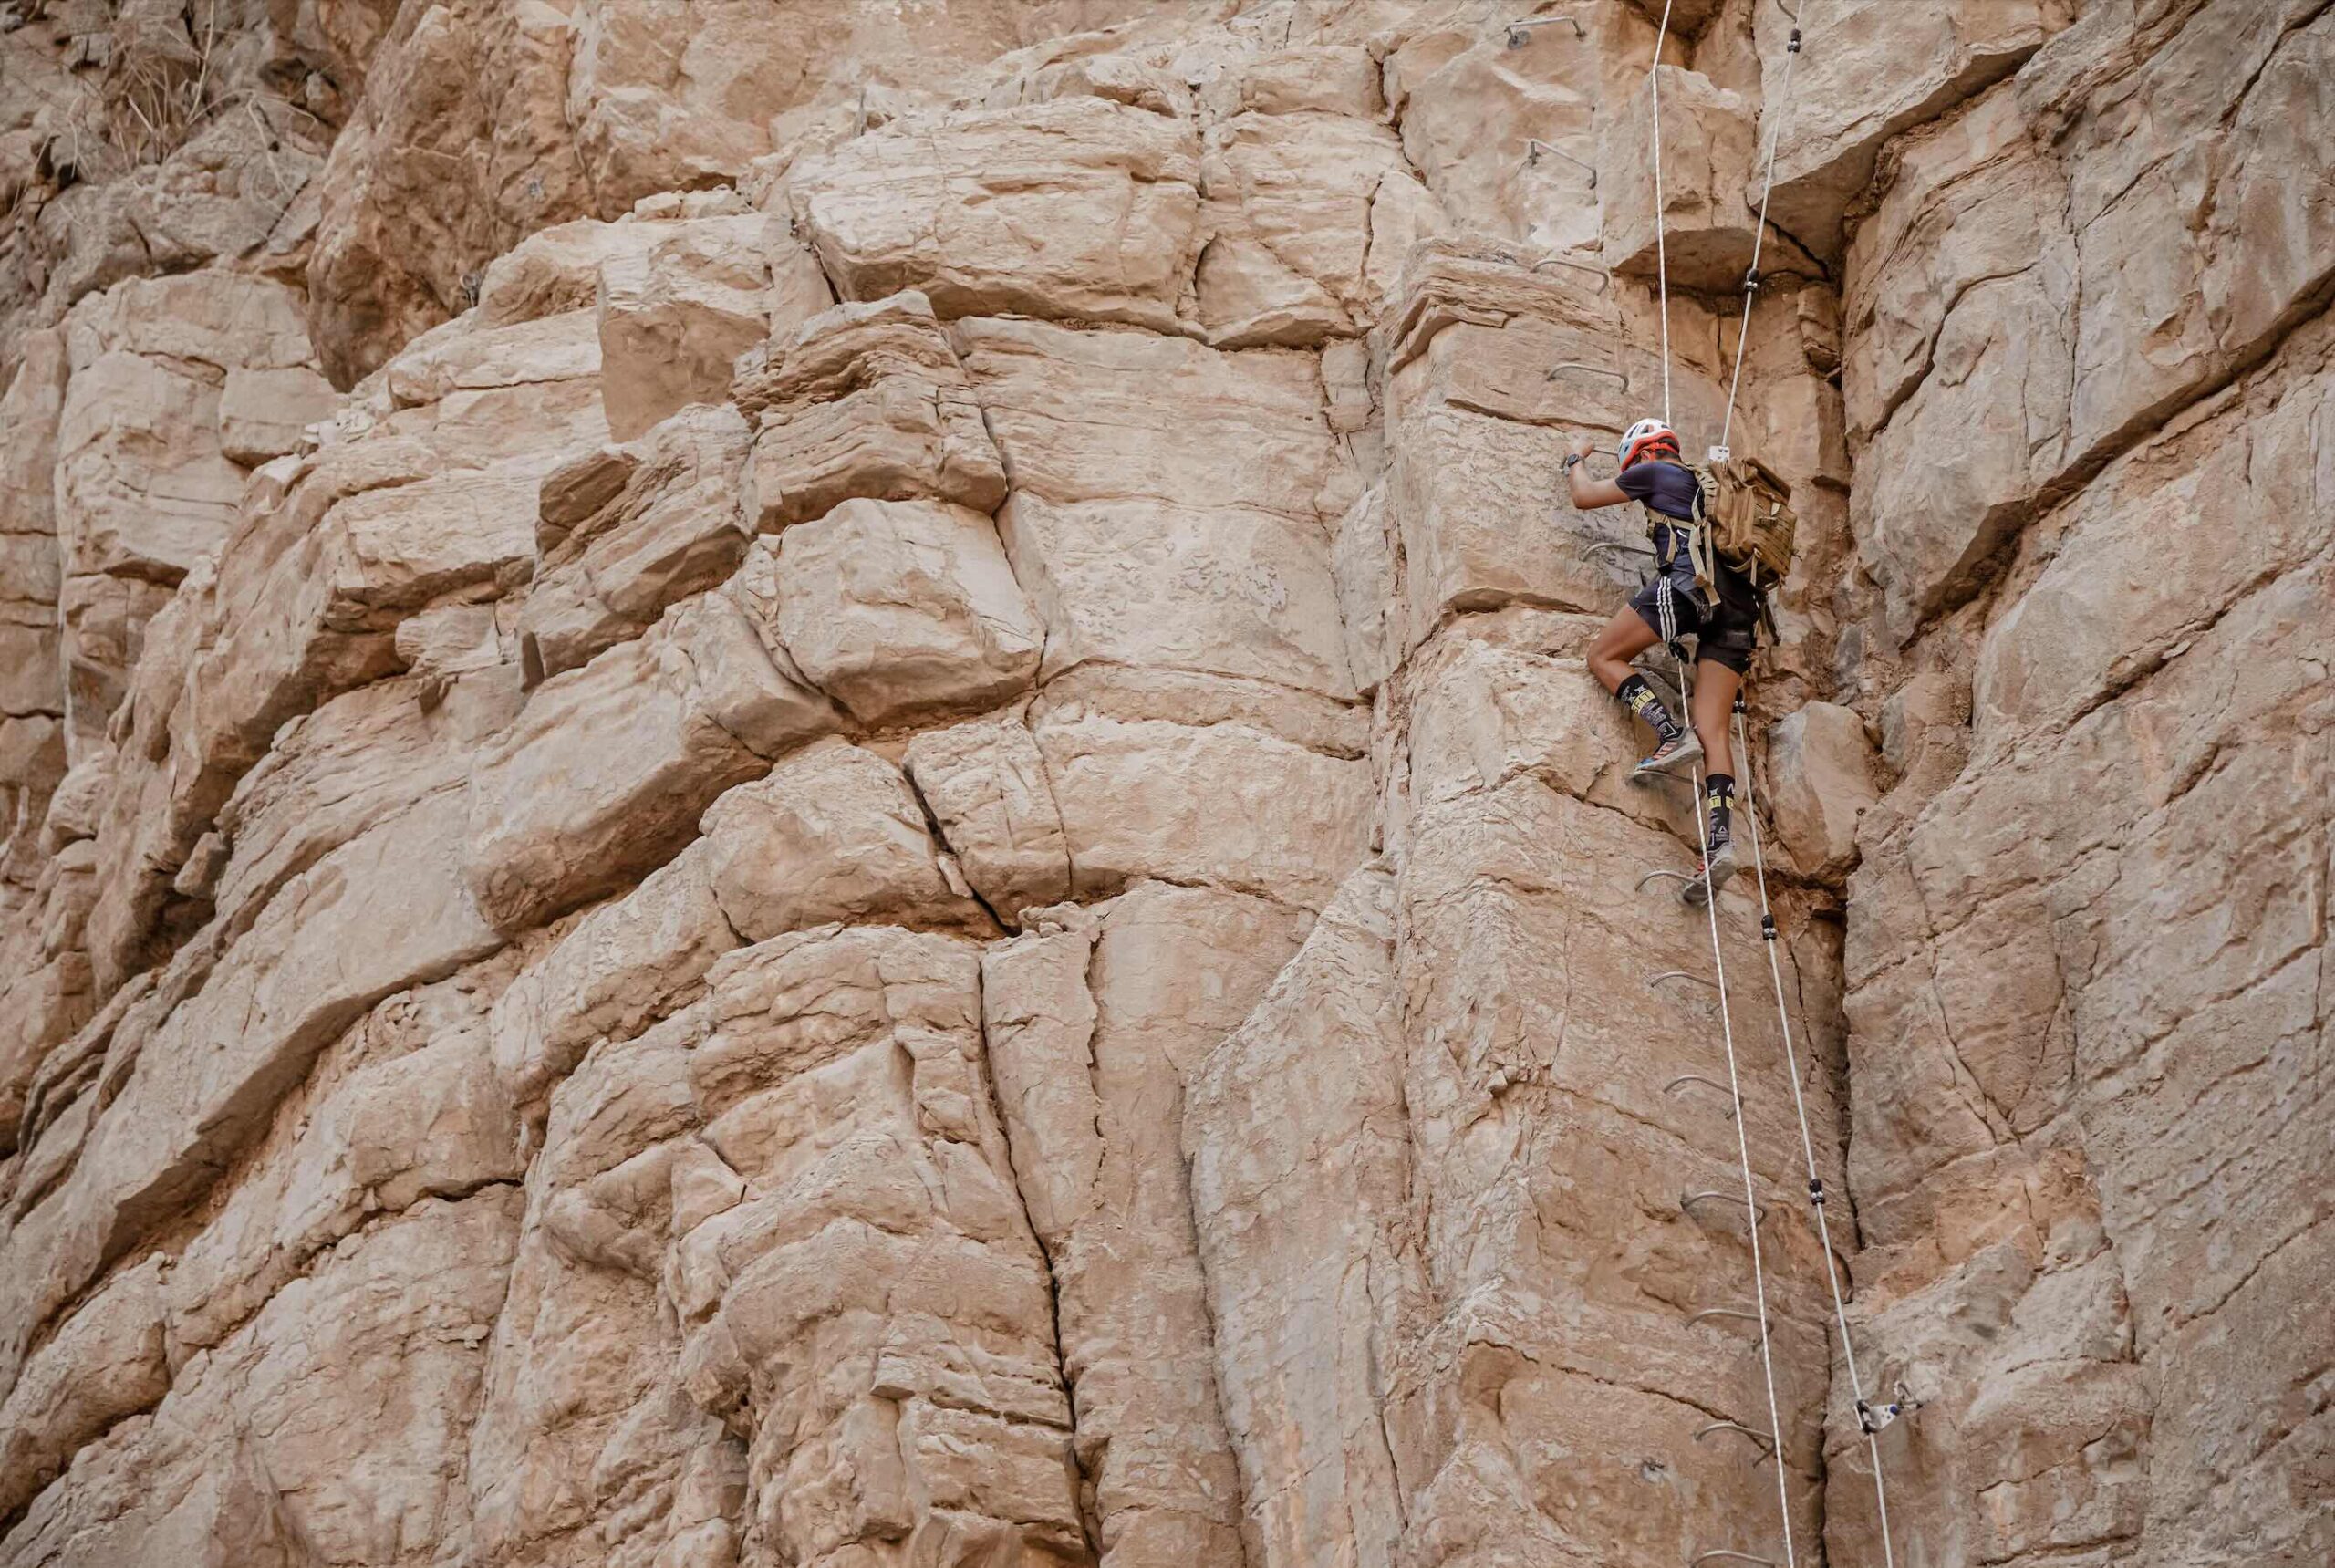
[{"xmin": 1686, "ymin": 454, "xmax": 1797, "ymax": 593}]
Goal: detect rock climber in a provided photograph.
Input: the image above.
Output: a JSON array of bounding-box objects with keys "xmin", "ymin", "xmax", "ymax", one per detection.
[{"xmin": 1565, "ymin": 416, "xmax": 1762, "ymax": 892}]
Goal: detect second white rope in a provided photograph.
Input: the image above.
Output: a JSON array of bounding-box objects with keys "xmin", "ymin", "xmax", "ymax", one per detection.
[
  {"xmin": 1719, "ymin": 2, "xmax": 1814, "ymax": 451},
  {"xmin": 1733, "ymin": 701, "xmax": 1901, "ymax": 1568},
  {"xmin": 1682, "ymin": 659, "xmax": 1800, "ymax": 1568},
  {"xmin": 1649, "ymin": 0, "xmax": 1676, "ymax": 427}
]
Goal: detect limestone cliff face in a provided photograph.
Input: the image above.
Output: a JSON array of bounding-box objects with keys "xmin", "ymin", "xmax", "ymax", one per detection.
[{"xmin": 0, "ymin": 3, "xmax": 2326, "ymax": 1567}]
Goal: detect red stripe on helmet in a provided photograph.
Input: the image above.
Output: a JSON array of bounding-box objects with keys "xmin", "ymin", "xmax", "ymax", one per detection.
[{"xmin": 1622, "ymin": 431, "xmax": 1681, "ymax": 468}]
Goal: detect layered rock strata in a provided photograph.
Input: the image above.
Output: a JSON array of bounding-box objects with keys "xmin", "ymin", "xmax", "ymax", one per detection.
[{"xmin": 0, "ymin": 4, "xmax": 2326, "ymax": 1568}]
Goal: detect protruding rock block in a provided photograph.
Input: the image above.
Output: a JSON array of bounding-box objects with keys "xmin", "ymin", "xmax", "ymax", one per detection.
[
  {"xmin": 53, "ymin": 350, "xmax": 247, "ymax": 581},
  {"xmin": 1032, "ymin": 677, "xmax": 1374, "ymax": 911},
  {"xmin": 216, "ymin": 366, "xmax": 338, "ymax": 464},
  {"xmin": 699, "ymin": 738, "xmax": 989, "ymax": 940},
  {"xmin": 463, "ymin": 588, "xmax": 841, "ymax": 934},
  {"xmin": 773, "ymin": 497, "xmax": 1043, "ymax": 728},
  {"xmin": 787, "ymin": 96, "xmax": 1204, "ymax": 330},
  {"xmin": 1763, "ymin": 0, "xmax": 2071, "ymax": 257},
  {"xmin": 1382, "ymin": 20, "xmax": 1601, "ymax": 255},
  {"xmin": 959, "ymin": 316, "xmax": 1356, "ymax": 698},
  {"xmin": 1232, "ymin": 44, "xmax": 1384, "ymax": 118},
  {"xmin": 384, "ymin": 309, "xmax": 605, "ymax": 410},
  {"xmin": 596, "ymin": 213, "xmax": 774, "ymax": 441},
  {"xmin": 1195, "ymin": 109, "xmax": 1422, "ymax": 347},
  {"xmin": 1600, "ymin": 66, "xmax": 1760, "ymax": 291},
  {"xmin": 680, "ymin": 923, "xmax": 1084, "ymax": 1563},
  {"xmin": 904, "ymin": 710, "xmax": 1074, "ymax": 925},
  {"xmin": 1763, "ymin": 701, "xmax": 1880, "ymax": 882},
  {"xmin": 739, "ymin": 293, "xmax": 1008, "ymax": 530},
  {"xmin": 521, "ymin": 403, "xmax": 755, "ymax": 681},
  {"xmin": 48, "ymin": 276, "xmax": 322, "ymax": 744}
]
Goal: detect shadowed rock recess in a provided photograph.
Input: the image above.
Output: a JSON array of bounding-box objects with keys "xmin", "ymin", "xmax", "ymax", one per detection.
[{"xmin": 0, "ymin": 2, "xmax": 2328, "ymax": 1565}]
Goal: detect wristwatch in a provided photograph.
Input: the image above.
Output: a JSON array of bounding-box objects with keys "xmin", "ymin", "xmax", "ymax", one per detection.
[{"xmin": 1562, "ymin": 453, "xmax": 1583, "ymax": 472}]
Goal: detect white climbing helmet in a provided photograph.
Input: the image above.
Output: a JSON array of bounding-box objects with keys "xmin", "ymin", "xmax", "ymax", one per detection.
[{"xmin": 1617, "ymin": 417, "xmax": 1679, "ymax": 469}]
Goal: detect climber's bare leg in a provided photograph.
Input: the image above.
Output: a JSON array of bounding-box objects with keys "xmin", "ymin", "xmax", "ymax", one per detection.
[
  {"xmin": 1587, "ymin": 607, "xmax": 1659, "ymax": 694},
  {"xmin": 1690, "ymin": 658, "xmax": 1738, "ymax": 777}
]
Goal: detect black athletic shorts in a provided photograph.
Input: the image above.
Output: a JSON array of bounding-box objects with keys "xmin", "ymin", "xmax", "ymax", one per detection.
[{"xmin": 1629, "ymin": 557, "xmax": 1761, "ymax": 674}]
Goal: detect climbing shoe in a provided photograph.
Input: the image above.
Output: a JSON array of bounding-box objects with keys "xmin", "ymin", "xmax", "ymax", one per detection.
[
  {"xmin": 1632, "ymin": 729, "xmax": 1703, "ymax": 779},
  {"xmin": 1681, "ymin": 838, "xmax": 1740, "ymax": 907}
]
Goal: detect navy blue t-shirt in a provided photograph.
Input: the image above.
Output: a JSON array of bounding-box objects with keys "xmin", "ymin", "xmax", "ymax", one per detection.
[
  {"xmin": 1614, "ymin": 459, "xmax": 1701, "ymax": 521},
  {"xmin": 1614, "ymin": 460, "xmax": 1759, "ymax": 611}
]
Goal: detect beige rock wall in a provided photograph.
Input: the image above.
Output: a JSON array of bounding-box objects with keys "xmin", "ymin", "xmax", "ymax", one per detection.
[
  {"xmin": 1822, "ymin": 4, "xmax": 2335, "ymax": 1567},
  {"xmin": 0, "ymin": 5, "xmax": 2326, "ymax": 1568}
]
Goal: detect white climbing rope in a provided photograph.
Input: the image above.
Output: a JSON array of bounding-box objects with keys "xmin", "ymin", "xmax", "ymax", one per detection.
[
  {"xmin": 1637, "ymin": 5, "xmax": 1909, "ymax": 1561},
  {"xmin": 1732, "ymin": 701, "xmax": 1900, "ymax": 1568},
  {"xmin": 1720, "ymin": 2, "xmax": 1813, "ymax": 452},
  {"xmin": 1649, "ymin": 0, "xmax": 1676, "ymax": 426},
  {"xmin": 1677, "ymin": 659, "xmax": 1800, "ymax": 1568},
  {"xmin": 1650, "ymin": 8, "xmax": 1794, "ymax": 1562}
]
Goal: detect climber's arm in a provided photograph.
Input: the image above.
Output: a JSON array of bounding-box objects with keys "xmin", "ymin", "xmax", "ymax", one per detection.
[{"xmin": 1565, "ymin": 434, "xmax": 1628, "ymax": 509}]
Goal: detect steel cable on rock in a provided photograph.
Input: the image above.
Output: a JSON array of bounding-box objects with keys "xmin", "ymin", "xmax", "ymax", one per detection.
[
  {"xmin": 1676, "ymin": 657, "xmax": 1801, "ymax": 1568},
  {"xmin": 1646, "ymin": 2, "xmax": 1798, "ymax": 1563},
  {"xmin": 1732, "ymin": 701, "xmax": 1902, "ymax": 1568},
  {"xmin": 1719, "ymin": 1, "xmax": 1815, "ymax": 453},
  {"xmin": 1649, "ymin": 0, "xmax": 1676, "ymax": 425}
]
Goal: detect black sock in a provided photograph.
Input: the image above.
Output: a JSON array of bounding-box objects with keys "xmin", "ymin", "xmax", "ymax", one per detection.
[
  {"xmin": 1706, "ymin": 774, "xmax": 1736, "ymax": 847},
  {"xmin": 1615, "ymin": 673, "xmax": 1683, "ymax": 743}
]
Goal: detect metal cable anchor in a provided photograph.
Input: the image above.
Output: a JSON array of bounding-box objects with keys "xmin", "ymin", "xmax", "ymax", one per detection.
[
  {"xmin": 1584, "ymin": 540, "xmax": 1657, "ymax": 568},
  {"xmin": 1547, "ymin": 358, "xmax": 1626, "ymax": 386},
  {"xmin": 1524, "ymin": 139, "xmax": 1596, "ymax": 187},
  {"xmin": 1648, "ymin": 970, "xmax": 1717, "ymax": 990},
  {"xmin": 1664, "ymin": 1074, "xmax": 1735, "ymax": 1118},
  {"xmin": 1856, "ymin": 1384, "xmax": 1922, "ymax": 1435},
  {"xmin": 1506, "ymin": 14, "xmax": 1583, "ymax": 47},
  {"xmin": 1696, "ymin": 1420, "xmax": 1778, "ymax": 1467},
  {"xmin": 1531, "ymin": 253, "xmax": 1613, "ymax": 291}
]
